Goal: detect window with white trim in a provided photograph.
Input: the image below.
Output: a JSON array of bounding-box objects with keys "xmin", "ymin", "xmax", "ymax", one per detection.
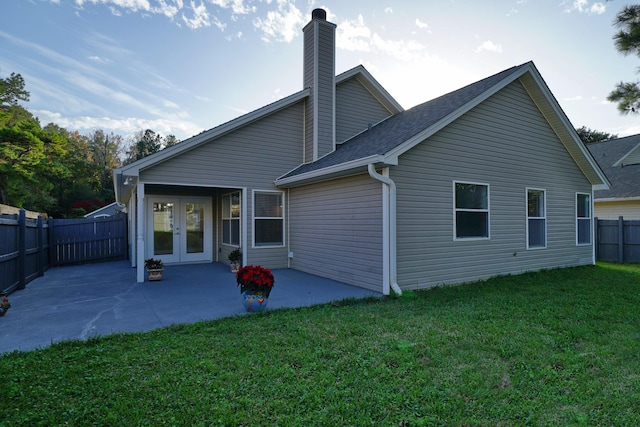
[
  {"xmin": 454, "ymin": 182, "xmax": 489, "ymax": 239},
  {"xmin": 222, "ymin": 191, "xmax": 240, "ymax": 246},
  {"xmin": 527, "ymin": 188, "xmax": 546, "ymax": 249},
  {"xmin": 576, "ymin": 193, "xmax": 591, "ymax": 245},
  {"xmin": 254, "ymin": 191, "xmax": 284, "ymax": 247}
]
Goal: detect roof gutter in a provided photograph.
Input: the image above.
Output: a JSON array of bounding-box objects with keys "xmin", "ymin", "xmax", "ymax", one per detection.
[{"xmin": 368, "ymin": 163, "xmax": 402, "ymax": 296}]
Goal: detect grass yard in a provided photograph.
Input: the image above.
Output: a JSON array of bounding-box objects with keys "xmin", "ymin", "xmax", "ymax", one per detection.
[{"xmin": 1, "ymin": 263, "xmax": 639, "ymax": 426}]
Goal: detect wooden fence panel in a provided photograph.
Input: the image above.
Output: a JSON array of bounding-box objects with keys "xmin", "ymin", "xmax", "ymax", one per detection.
[
  {"xmin": 0, "ymin": 210, "xmax": 49, "ymax": 294},
  {"xmin": 49, "ymin": 215, "xmax": 127, "ymax": 266},
  {"xmin": 596, "ymin": 217, "xmax": 640, "ymax": 263},
  {"xmin": 1, "ymin": 211, "xmax": 127, "ymax": 294}
]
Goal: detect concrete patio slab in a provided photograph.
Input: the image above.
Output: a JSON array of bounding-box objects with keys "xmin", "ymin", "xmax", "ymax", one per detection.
[{"xmin": 0, "ymin": 262, "xmax": 380, "ymax": 354}]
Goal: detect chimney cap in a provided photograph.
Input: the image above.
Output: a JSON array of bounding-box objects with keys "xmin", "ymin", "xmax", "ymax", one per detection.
[{"xmin": 311, "ymin": 8, "xmax": 326, "ymax": 20}]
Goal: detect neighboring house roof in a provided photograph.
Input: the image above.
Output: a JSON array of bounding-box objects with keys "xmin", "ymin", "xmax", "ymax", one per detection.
[
  {"xmin": 112, "ymin": 66, "xmax": 402, "ymax": 203},
  {"xmin": 275, "ymin": 61, "xmax": 610, "ymax": 189},
  {"xmin": 84, "ymin": 202, "xmax": 126, "ymax": 218},
  {"xmin": 587, "ymin": 134, "xmax": 640, "ymax": 200}
]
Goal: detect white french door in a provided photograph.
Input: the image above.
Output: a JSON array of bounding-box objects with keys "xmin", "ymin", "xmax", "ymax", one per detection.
[{"xmin": 147, "ymin": 196, "xmax": 212, "ymax": 264}]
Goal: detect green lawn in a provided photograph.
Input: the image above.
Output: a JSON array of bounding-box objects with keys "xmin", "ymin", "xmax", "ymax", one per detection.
[{"xmin": 1, "ymin": 263, "xmax": 639, "ymax": 426}]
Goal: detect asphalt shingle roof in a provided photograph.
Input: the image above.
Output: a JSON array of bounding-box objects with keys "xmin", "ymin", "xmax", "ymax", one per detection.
[
  {"xmin": 587, "ymin": 134, "xmax": 640, "ymax": 199},
  {"xmin": 280, "ymin": 63, "xmax": 527, "ymax": 179}
]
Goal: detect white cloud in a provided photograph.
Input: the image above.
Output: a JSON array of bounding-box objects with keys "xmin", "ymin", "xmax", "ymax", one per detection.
[
  {"xmin": 384, "ymin": 7, "xmax": 393, "ymax": 14},
  {"xmin": 181, "ymin": 0, "xmax": 211, "ymax": 29},
  {"xmin": 88, "ymin": 55, "xmax": 109, "ymax": 64},
  {"xmin": 33, "ymin": 110, "xmax": 204, "ymax": 139},
  {"xmin": 564, "ymin": 95, "xmax": 584, "ymax": 101},
  {"xmin": 475, "ymin": 40, "xmax": 503, "ymax": 53},
  {"xmin": 337, "ymin": 14, "xmax": 372, "ymax": 52},
  {"xmin": 337, "ymin": 14, "xmax": 427, "ymax": 61},
  {"xmin": 75, "ymin": 0, "xmax": 152, "ymax": 12},
  {"xmin": 253, "ymin": 0, "xmax": 304, "ymax": 43},
  {"xmin": 210, "ymin": 0, "xmax": 255, "ymax": 15},
  {"xmin": 564, "ymin": 0, "xmax": 606, "ymax": 14},
  {"xmin": 415, "ymin": 18, "xmax": 429, "ymax": 29}
]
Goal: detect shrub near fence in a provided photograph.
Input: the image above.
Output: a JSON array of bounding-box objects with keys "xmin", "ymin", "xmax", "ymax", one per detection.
[{"xmin": 596, "ymin": 217, "xmax": 640, "ymax": 263}]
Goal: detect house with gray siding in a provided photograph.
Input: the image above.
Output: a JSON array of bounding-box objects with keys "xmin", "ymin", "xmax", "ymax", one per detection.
[
  {"xmin": 587, "ymin": 134, "xmax": 640, "ymax": 220},
  {"xmin": 113, "ymin": 9, "xmax": 609, "ymax": 293}
]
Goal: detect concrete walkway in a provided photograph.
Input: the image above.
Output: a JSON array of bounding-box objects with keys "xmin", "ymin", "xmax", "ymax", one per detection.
[{"xmin": 0, "ymin": 262, "xmax": 380, "ymax": 354}]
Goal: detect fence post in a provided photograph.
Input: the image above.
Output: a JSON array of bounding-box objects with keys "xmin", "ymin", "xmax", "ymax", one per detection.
[
  {"xmin": 37, "ymin": 215, "xmax": 44, "ymax": 277},
  {"xmin": 618, "ymin": 216, "xmax": 624, "ymax": 263},
  {"xmin": 48, "ymin": 217, "xmax": 56, "ymax": 267},
  {"xmin": 18, "ymin": 209, "xmax": 26, "ymax": 289},
  {"xmin": 594, "ymin": 217, "xmax": 599, "ymax": 262}
]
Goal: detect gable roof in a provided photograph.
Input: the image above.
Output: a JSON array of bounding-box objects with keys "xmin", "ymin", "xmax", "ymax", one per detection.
[
  {"xmin": 587, "ymin": 134, "xmax": 640, "ymax": 200},
  {"xmin": 275, "ymin": 61, "xmax": 610, "ymax": 190},
  {"xmin": 113, "ymin": 66, "xmax": 402, "ymax": 203}
]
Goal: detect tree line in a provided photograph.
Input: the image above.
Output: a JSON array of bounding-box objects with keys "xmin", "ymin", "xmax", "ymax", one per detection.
[{"xmin": 0, "ymin": 72, "xmax": 179, "ymax": 218}]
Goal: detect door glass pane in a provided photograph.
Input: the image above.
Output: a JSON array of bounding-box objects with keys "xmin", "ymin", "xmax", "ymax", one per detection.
[
  {"xmin": 153, "ymin": 202, "xmax": 174, "ymax": 255},
  {"xmin": 186, "ymin": 202, "xmax": 205, "ymax": 254}
]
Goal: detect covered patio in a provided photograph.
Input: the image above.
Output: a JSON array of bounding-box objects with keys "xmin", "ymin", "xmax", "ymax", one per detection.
[{"xmin": 0, "ymin": 262, "xmax": 380, "ymax": 354}]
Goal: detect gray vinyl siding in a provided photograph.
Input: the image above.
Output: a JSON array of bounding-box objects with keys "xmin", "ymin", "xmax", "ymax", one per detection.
[
  {"xmin": 303, "ymin": 19, "xmax": 335, "ymax": 161},
  {"xmin": 336, "ymin": 78, "xmax": 394, "ymax": 143},
  {"xmin": 303, "ymin": 29, "xmax": 315, "ymax": 163},
  {"xmin": 392, "ymin": 80, "xmax": 594, "ymax": 289},
  {"xmin": 288, "ymin": 173, "xmax": 384, "ymax": 291},
  {"xmin": 140, "ymin": 102, "xmax": 305, "ymax": 269},
  {"xmin": 594, "ymin": 201, "xmax": 640, "ymax": 220}
]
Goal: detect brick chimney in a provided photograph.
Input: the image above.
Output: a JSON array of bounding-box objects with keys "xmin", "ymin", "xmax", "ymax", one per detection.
[{"xmin": 303, "ymin": 8, "xmax": 336, "ymax": 162}]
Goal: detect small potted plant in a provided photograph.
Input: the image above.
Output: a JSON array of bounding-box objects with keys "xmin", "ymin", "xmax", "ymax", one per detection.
[
  {"xmin": 144, "ymin": 258, "xmax": 164, "ymax": 281},
  {"xmin": 228, "ymin": 248, "xmax": 242, "ymax": 273},
  {"xmin": 236, "ymin": 265, "xmax": 274, "ymax": 312},
  {"xmin": 0, "ymin": 292, "xmax": 10, "ymax": 317}
]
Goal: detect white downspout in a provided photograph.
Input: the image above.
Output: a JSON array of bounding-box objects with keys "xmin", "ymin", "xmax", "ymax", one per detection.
[
  {"xmin": 368, "ymin": 164, "xmax": 402, "ymax": 296},
  {"xmin": 136, "ymin": 182, "xmax": 145, "ymax": 283}
]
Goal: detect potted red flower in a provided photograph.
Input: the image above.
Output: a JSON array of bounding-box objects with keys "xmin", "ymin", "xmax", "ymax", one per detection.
[{"xmin": 236, "ymin": 265, "xmax": 275, "ymax": 312}]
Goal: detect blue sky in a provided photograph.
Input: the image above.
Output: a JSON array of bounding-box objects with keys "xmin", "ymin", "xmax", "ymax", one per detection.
[{"xmin": 2, "ymin": 0, "xmax": 638, "ymax": 142}]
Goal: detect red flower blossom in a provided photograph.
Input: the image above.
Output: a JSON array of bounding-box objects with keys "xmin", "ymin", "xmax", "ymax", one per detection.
[{"xmin": 236, "ymin": 265, "xmax": 275, "ymax": 297}]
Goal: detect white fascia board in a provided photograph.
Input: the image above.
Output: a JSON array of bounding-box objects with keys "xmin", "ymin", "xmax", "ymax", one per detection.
[
  {"xmin": 595, "ymin": 196, "xmax": 640, "ymax": 202},
  {"xmin": 275, "ymin": 154, "xmax": 390, "ymax": 187},
  {"xmin": 117, "ymin": 89, "xmax": 310, "ymax": 178},
  {"xmin": 613, "ymin": 142, "xmax": 640, "ymax": 167}
]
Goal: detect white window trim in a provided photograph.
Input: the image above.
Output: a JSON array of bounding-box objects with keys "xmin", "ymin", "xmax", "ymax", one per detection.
[
  {"xmin": 576, "ymin": 192, "xmax": 592, "ymax": 246},
  {"xmin": 453, "ymin": 181, "xmax": 490, "ymax": 241},
  {"xmin": 252, "ymin": 189, "xmax": 285, "ymax": 248},
  {"xmin": 222, "ymin": 190, "xmax": 241, "ymax": 247},
  {"xmin": 526, "ymin": 187, "xmax": 547, "ymax": 250}
]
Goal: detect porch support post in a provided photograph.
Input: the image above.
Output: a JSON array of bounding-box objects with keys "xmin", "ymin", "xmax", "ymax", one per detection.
[
  {"xmin": 242, "ymin": 188, "xmax": 248, "ymax": 266},
  {"xmin": 136, "ymin": 183, "xmax": 145, "ymax": 283}
]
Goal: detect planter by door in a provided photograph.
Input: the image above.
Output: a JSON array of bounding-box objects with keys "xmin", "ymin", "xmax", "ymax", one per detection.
[{"xmin": 147, "ymin": 269, "xmax": 163, "ymax": 281}]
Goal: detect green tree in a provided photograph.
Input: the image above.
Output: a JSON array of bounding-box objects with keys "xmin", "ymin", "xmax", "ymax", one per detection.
[
  {"xmin": 163, "ymin": 134, "xmax": 180, "ymax": 148},
  {"xmin": 124, "ymin": 129, "xmax": 162, "ymax": 164},
  {"xmin": 575, "ymin": 126, "xmax": 617, "ymax": 144},
  {"xmin": 0, "ymin": 71, "xmax": 29, "ymax": 107},
  {"xmin": 608, "ymin": 4, "xmax": 640, "ymax": 113},
  {"xmin": 88, "ymin": 130, "xmax": 123, "ymax": 200}
]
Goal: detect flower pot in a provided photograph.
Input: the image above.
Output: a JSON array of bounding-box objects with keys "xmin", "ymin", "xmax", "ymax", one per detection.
[
  {"xmin": 147, "ymin": 269, "xmax": 163, "ymax": 281},
  {"xmin": 241, "ymin": 290, "xmax": 268, "ymax": 312},
  {"xmin": 0, "ymin": 292, "xmax": 10, "ymax": 317},
  {"xmin": 230, "ymin": 262, "xmax": 240, "ymax": 273}
]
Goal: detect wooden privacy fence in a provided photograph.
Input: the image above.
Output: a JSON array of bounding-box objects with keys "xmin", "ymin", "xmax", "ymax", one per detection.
[
  {"xmin": 49, "ymin": 215, "xmax": 128, "ymax": 266},
  {"xmin": 0, "ymin": 210, "xmax": 48, "ymax": 294},
  {"xmin": 595, "ymin": 217, "xmax": 640, "ymax": 263},
  {"xmin": 1, "ymin": 210, "xmax": 128, "ymax": 294}
]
